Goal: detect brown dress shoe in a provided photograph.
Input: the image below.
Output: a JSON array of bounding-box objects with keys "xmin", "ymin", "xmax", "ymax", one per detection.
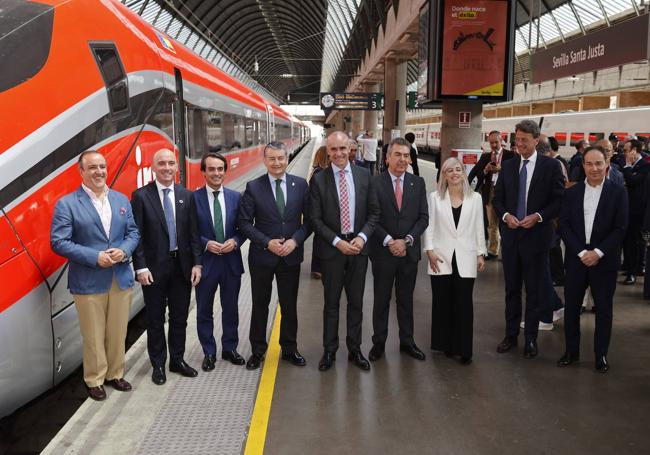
[
  {"xmin": 106, "ymin": 378, "xmax": 132, "ymax": 392},
  {"xmin": 87, "ymin": 385, "xmax": 107, "ymax": 401}
]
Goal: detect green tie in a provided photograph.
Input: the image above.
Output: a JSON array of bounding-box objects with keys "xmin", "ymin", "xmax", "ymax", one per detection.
[
  {"xmin": 213, "ymin": 190, "xmax": 225, "ymax": 243},
  {"xmin": 275, "ymin": 179, "xmax": 285, "ymax": 217}
]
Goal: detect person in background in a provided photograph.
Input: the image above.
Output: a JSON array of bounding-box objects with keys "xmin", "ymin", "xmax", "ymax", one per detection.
[
  {"xmin": 596, "ymin": 139, "xmax": 624, "ymax": 186},
  {"xmin": 569, "ymin": 140, "xmax": 589, "ymax": 182},
  {"xmin": 309, "ymin": 145, "xmax": 329, "ymax": 280},
  {"xmin": 404, "ymin": 132, "xmax": 420, "ymax": 176},
  {"xmin": 424, "ymin": 157, "xmax": 486, "ymax": 364},
  {"xmin": 348, "ymin": 139, "xmax": 364, "ymax": 166},
  {"xmin": 558, "ymin": 146, "xmax": 628, "ymax": 373},
  {"xmin": 548, "ymin": 136, "xmax": 569, "ymax": 181},
  {"xmin": 50, "ymin": 150, "xmax": 140, "ymax": 401},
  {"xmin": 358, "ymin": 131, "xmax": 378, "ymax": 176}
]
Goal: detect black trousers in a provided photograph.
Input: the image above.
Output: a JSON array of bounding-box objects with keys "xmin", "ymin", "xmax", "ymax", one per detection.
[
  {"xmin": 249, "ymin": 260, "xmax": 300, "ymax": 356},
  {"xmin": 371, "ymin": 256, "xmax": 418, "ymax": 346},
  {"xmin": 502, "ymin": 243, "xmax": 547, "ymax": 340},
  {"xmin": 623, "ymin": 215, "xmax": 643, "ymax": 275},
  {"xmin": 142, "ymin": 256, "xmax": 191, "ymax": 368},
  {"xmin": 430, "ymin": 255, "xmax": 475, "ymax": 358},
  {"xmin": 321, "ymin": 252, "xmax": 368, "ymax": 353},
  {"xmin": 563, "ymin": 263, "xmax": 616, "ymax": 357},
  {"xmin": 549, "ymin": 236, "xmax": 565, "ymax": 283}
]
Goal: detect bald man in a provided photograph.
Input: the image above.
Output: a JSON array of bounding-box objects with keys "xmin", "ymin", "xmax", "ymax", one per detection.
[{"xmin": 131, "ymin": 149, "xmax": 203, "ymax": 385}]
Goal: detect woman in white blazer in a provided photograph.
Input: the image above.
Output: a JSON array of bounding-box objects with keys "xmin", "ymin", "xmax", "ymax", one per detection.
[{"xmin": 423, "ymin": 157, "xmax": 487, "ymax": 364}]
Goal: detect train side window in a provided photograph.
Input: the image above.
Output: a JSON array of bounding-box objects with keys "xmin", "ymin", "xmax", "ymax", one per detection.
[
  {"xmin": 187, "ymin": 107, "xmax": 207, "ymax": 159},
  {"xmin": 259, "ymin": 119, "xmax": 268, "ymax": 144},
  {"xmin": 555, "ymin": 132, "xmax": 567, "ymax": 146},
  {"xmin": 206, "ymin": 111, "xmax": 223, "ymax": 153},
  {"xmin": 89, "ymin": 42, "xmax": 130, "ymax": 118},
  {"xmin": 589, "ymin": 132, "xmax": 604, "ymax": 143},
  {"xmin": 636, "ymin": 133, "xmax": 650, "ymax": 141},
  {"xmin": 244, "ymin": 118, "xmax": 255, "ymax": 147},
  {"xmin": 569, "ymin": 133, "xmax": 585, "ymax": 147}
]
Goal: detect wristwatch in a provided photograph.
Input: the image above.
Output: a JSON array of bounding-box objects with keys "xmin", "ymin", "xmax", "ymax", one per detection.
[{"xmin": 405, "ymin": 235, "xmax": 414, "ymax": 247}]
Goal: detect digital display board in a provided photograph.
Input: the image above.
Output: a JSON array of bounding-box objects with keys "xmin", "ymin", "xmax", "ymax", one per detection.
[{"xmin": 319, "ymin": 92, "xmax": 384, "ymax": 111}]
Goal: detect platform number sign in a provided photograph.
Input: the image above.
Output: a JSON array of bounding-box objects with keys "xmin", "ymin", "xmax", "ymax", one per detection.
[{"xmin": 459, "ymin": 112, "xmax": 471, "ymax": 128}]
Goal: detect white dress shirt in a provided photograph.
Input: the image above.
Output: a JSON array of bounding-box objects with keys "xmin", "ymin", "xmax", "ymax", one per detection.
[
  {"xmin": 579, "ymin": 179, "xmax": 605, "ymax": 258},
  {"xmin": 490, "ymin": 148, "xmax": 504, "ymax": 185},
  {"xmin": 268, "ymin": 173, "xmax": 287, "ymax": 205},
  {"xmin": 82, "ymin": 184, "xmax": 111, "ymax": 237}
]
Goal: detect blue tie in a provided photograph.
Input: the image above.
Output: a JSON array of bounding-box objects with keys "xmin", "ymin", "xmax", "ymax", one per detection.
[
  {"xmin": 162, "ymin": 188, "xmax": 178, "ymax": 251},
  {"xmin": 516, "ymin": 160, "xmax": 529, "ymax": 220}
]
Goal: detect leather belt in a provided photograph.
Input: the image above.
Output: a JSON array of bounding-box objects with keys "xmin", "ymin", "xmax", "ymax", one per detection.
[{"xmin": 169, "ymin": 250, "xmax": 179, "ymax": 258}]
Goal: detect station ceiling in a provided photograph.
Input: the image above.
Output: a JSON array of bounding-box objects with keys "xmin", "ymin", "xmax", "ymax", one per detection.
[{"xmin": 123, "ymin": 0, "xmax": 646, "ymax": 103}]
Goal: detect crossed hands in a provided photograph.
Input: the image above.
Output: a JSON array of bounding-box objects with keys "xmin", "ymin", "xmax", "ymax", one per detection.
[
  {"xmin": 137, "ymin": 265, "xmax": 202, "ymax": 287},
  {"xmin": 98, "ymin": 248, "xmax": 126, "ymax": 268},
  {"xmin": 504, "ymin": 213, "xmax": 539, "ymax": 230},
  {"xmin": 268, "ymin": 238, "xmax": 298, "ymax": 257},
  {"xmin": 207, "ymin": 239, "xmax": 237, "ymax": 255},
  {"xmin": 336, "ymin": 236, "xmax": 365, "ymax": 255},
  {"xmin": 580, "ymin": 250, "xmax": 601, "ymax": 267},
  {"xmin": 388, "ymin": 239, "xmax": 407, "ymax": 257}
]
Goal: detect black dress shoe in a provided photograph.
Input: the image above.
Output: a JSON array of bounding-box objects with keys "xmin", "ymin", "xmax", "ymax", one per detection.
[
  {"xmin": 222, "ymin": 350, "xmax": 245, "ymax": 366},
  {"xmin": 459, "ymin": 357, "xmax": 472, "ymax": 365},
  {"xmin": 623, "ymin": 275, "xmax": 636, "ymax": 285},
  {"xmin": 202, "ymin": 355, "xmax": 216, "ymax": 372},
  {"xmin": 246, "ymin": 353, "xmax": 265, "ymax": 370},
  {"xmin": 170, "ymin": 360, "xmax": 198, "ymax": 377},
  {"xmin": 318, "ymin": 351, "xmax": 336, "ymax": 371},
  {"xmin": 348, "ymin": 351, "xmax": 371, "ymax": 371},
  {"xmin": 87, "ymin": 385, "xmax": 107, "ymax": 401},
  {"xmin": 281, "ymin": 351, "xmax": 306, "ymax": 366},
  {"xmin": 368, "ymin": 344, "xmax": 384, "ymax": 361},
  {"xmin": 152, "ymin": 366, "xmax": 166, "ymax": 385},
  {"xmin": 496, "ymin": 336, "xmax": 518, "ymax": 353},
  {"xmin": 595, "ymin": 355, "xmax": 610, "ymax": 373},
  {"xmin": 400, "ymin": 344, "xmax": 426, "ymax": 361},
  {"xmin": 523, "ymin": 339, "xmax": 538, "ymax": 359},
  {"xmin": 557, "ymin": 352, "xmax": 579, "ymax": 367},
  {"xmin": 106, "ymin": 378, "xmax": 132, "ymax": 391}
]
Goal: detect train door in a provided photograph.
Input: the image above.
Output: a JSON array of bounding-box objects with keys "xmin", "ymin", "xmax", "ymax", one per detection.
[
  {"xmin": 173, "ymin": 68, "xmax": 189, "ymax": 187},
  {"xmin": 267, "ymin": 104, "xmax": 275, "ymax": 141}
]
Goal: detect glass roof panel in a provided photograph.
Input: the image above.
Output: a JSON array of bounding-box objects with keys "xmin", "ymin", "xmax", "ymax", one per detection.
[
  {"xmin": 515, "ymin": 28, "xmax": 529, "ymax": 54},
  {"xmin": 124, "ymin": 0, "xmax": 145, "ymax": 10},
  {"xmin": 154, "ymin": 8, "xmax": 172, "ymax": 30},
  {"xmin": 176, "ymin": 25, "xmax": 191, "ymax": 43},
  {"xmin": 166, "ymin": 17, "xmax": 183, "ymax": 37},
  {"xmin": 602, "ymin": 0, "xmax": 635, "ymax": 17},
  {"xmin": 320, "ymin": 0, "xmax": 360, "ymax": 92},
  {"xmin": 538, "ymin": 12, "xmax": 561, "ymax": 43},
  {"xmin": 572, "ymin": 0, "xmax": 604, "ymax": 27},
  {"xmin": 140, "ymin": 1, "xmax": 160, "ymax": 23},
  {"xmin": 550, "ymin": 3, "xmax": 580, "ymax": 32},
  {"xmin": 185, "ymin": 32, "xmax": 199, "ymax": 49}
]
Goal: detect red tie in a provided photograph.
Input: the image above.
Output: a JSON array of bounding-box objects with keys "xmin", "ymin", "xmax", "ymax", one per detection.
[
  {"xmin": 395, "ymin": 177, "xmax": 402, "ymax": 211},
  {"xmin": 339, "ymin": 169, "xmax": 352, "ymax": 233}
]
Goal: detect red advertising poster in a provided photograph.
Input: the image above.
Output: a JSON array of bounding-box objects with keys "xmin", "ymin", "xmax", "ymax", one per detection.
[{"xmin": 440, "ymin": 0, "xmax": 509, "ymax": 97}]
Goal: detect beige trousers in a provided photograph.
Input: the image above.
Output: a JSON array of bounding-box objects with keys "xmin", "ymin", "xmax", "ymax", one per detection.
[
  {"xmin": 74, "ymin": 279, "xmax": 132, "ymax": 387},
  {"xmin": 485, "ymin": 194, "xmax": 500, "ymax": 256}
]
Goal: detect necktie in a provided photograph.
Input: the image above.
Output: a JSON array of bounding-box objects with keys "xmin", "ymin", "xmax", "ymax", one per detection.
[
  {"xmin": 339, "ymin": 169, "xmax": 352, "ymax": 233},
  {"xmin": 213, "ymin": 191, "xmax": 225, "ymax": 243},
  {"xmin": 516, "ymin": 160, "xmax": 529, "ymax": 220},
  {"xmin": 275, "ymin": 179, "xmax": 285, "ymax": 217},
  {"xmin": 162, "ymin": 188, "xmax": 177, "ymax": 251},
  {"xmin": 395, "ymin": 177, "xmax": 402, "ymax": 211}
]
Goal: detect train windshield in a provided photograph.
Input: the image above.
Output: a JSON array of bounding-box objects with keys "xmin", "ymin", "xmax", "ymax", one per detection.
[{"xmin": 0, "ymin": 0, "xmax": 54, "ymax": 93}]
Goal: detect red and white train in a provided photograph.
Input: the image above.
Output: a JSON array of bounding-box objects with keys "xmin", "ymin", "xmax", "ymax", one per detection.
[
  {"xmin": 0, "ymin": 0, "xmax": 309, "ymax": 417},
  {"xmin": 410, "ymin": 106, "xmax": 650, "ymax": 157}
]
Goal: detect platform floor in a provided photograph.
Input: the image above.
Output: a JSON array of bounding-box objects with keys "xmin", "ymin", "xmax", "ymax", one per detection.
[{"xmin": 44, "ymin": 146, "xmax": 650, "ymax": 455}]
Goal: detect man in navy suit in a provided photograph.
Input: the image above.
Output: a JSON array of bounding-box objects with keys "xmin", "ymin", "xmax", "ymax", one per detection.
[
  {"xmin": 492, "ymin": 120, "xmax": 564, "ymax": 358},
  {"xmin": 51, "ymin": 150, "xmax": 140, "ymax": 401},
  {"xmin": 193, "ymin": 152, "xmax": 245, "ymax": 371},
  {"xmin": 131, "ymin": 149, "xmax": 203, "ymax": 385},
  {"xmin": 238, "ymin": 141, "xmax": 311, "ymax": 370},
  {"xmin": 558, "ymin": 146, "xmax": 628, "ymax": 373}
]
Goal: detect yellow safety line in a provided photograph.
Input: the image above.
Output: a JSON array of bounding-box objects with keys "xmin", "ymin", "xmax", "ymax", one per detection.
[{"xmin": 244, "ymin": 307, "xmax": 282, "ymax": 455}]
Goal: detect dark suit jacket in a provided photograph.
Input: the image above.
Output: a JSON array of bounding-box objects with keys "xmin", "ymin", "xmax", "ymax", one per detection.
[
  {"xmin": 309, "ymin": 164, "xmax": 380, "ymax": 259},
  {"xmin": 608, "ymin": 166, "xmax": 624, "ymax": 186},
  {"xmin": 559, "ymin": 179, "xmax": 628, "ymax": 272},
  {"xmin": 238, "ymin": 173, "xmax": 311, "ymax": 267},
  {"xmin": 467, "ymin": 149, "xmax": 514, "ymax": 201},
  {"xmin": 131, "ymin": 182, "xmax": 202, "ymax": 282},
  {"xmin": 193, "ymin": 186, "xmax": 244, "ymax": 277},
  {"xmin": 622, "ymin": 159, "xmax": 650, "ymax": 217},
  {"xmin": 369, "ymin": 171, "xmax": 429, "ymax": 263},
  {"xmin": 492, "ymin": 153, "xmax": 565, "ymax": 253},
  {"xmin": 409, "ymin": 144, "xmax": 420, "ymax": 176}
]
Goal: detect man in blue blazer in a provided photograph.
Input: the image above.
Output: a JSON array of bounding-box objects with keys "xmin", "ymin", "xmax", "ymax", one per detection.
[
  {"xmin": 193, "ymin": 152, "xmax": 245, "ymax": 371},
  {"xmin": 558, "ymin": 146, "xmax": 628, "ymax": 373},
  {"xmin": 238, "ymin": 142, "xmax": 311, "ymax": 370},
  {"xmin": 51, "ymin": 150, "xmax": 140, "ymax": 401},
  {"xmin": 492, "ymin": 120, "xmax": 565, "ymax": 358}
]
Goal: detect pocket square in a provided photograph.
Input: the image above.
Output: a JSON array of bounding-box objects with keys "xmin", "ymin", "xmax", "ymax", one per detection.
[{"xmin": 120, "ymin": 207, "xmax": 127, "ymax": 215}]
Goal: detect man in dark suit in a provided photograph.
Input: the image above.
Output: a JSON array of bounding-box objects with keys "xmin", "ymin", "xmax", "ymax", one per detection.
[
  {"xmin": 131, "ymin": 149, "xmax": 202, "ymax": 385},
  {"xmin": 404, "ymin": 132, "xmax": 420, "ymax": 176},
  {"xmin": 492, "ymin": 119, "xmax": 565, "ymax": 358},
  {"xmin": 621, "ymin": 139, "xmax": 650, "ymax": 284},
  {"xmin": 468, "ymin": 130, "xmax": 514, "ymax": 260},
  {"xmin": 193, "ymin": 152, "xmax": 245, "ymax": 371},
  {"xmin": 558, "ymin": 146, "xmax": 628, "ymax": 373},
  {"xmin": 310, "ymin": 131, "xmax": 380, "ymax": 371},
  {"xmin": 569, "ymin": 140, "xmax": 589, "ymax": 182},
  {"xmin": 368, "ymin": 138, "xmax": 429, "ymax": 362},
  {"xmin": 238, "ymin": 142, "xmax": 311, "ymax": 370}
]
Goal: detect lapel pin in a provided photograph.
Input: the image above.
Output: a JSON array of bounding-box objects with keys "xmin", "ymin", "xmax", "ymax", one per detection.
[
  {"xmin": 179, "ymin": 199, "xmax": 184, "ymax": 204},
  {"xmin": 292, "ymin": 182, "xmax": 295, "ymax": 186}
]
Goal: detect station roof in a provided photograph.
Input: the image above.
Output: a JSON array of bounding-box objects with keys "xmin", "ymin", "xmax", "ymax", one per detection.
[{"xmin": 123, "ymin": 0, "xmax": 646, "ymax": 102}]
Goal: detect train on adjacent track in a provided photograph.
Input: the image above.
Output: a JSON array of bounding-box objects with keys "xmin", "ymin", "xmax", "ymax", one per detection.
[
  {"xmin": 0, "ymin": 0, "xmax": 309, "ymax": 418},
  {"xmin": 410, "ymin": 107, "xmax": 650, "ymax": 157}
]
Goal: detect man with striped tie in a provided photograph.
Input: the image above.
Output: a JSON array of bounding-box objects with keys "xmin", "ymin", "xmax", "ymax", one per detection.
[
  {"xmin": 193, "ymin": 152, "xmax": 246, "ymax": 372},
  {"xmin": 309, "ymin": 131, "xmax": 380, "ymax": 371}
]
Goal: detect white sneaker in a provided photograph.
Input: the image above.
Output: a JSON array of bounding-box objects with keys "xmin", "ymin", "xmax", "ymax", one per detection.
[
  {"xmin": 520, "ymin": 321, "xmax": 554, "ymax": 330},
  {"xmin": 553, "ymin": 308, "xmax": 565, "ymax": 322}
]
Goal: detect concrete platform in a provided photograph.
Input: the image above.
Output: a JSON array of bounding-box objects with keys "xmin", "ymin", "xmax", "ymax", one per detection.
[{"xmin": 44, "ymin": 148, "xmax": 650, "ymax": 455}]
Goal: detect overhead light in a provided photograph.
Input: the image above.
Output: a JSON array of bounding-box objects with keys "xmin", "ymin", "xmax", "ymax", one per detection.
[
  {"xmin": 567, "ymin": 76, "xmax": 581, "ymax": 82},
  {"xmin": 281, "ymin": 73, "xmax": 294, "ymax": 78}
]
